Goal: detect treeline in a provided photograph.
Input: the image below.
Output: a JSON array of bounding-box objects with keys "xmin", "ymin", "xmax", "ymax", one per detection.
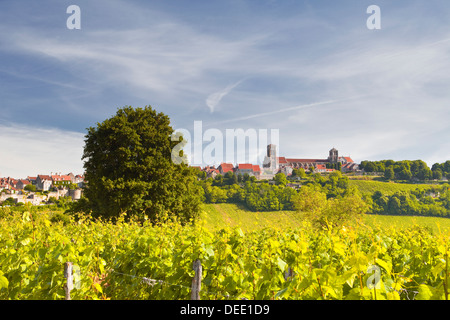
[
  {"xmin": 202, "ymin": 182, "xmax": 297, "ymax": 211},
  {"xmin": 360, "ymin": 160, "xmax": 433, "ymax": 181},
  {"xmin": 370, "ymin": 185, "xmax": 450, "ymax": 217},
  {"xmin": 360, "ymin": 159, "xmax": 450, "ymax": 181},
  {"xmin": 195, "ymin": 168, "xmax": 450, "ymax": 219},
  {"xmin": 431, "ymin": 161, "xmax": 450, "ymax": 180},
  {"xmin": 197, "ymin": 170, "xmax": 356, "ymax": 212}
]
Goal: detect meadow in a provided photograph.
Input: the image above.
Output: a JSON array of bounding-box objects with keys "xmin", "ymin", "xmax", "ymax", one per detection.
[
  {"xmin": 200, "ymin": 203, "xmax": 450, "ymax": 234},
  {"xmin": 348, "ymin": 179, "xmax": 439, "ymax": 195}
]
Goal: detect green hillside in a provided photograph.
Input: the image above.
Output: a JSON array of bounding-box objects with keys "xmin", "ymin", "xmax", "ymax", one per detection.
[
  {"xmin": 348, "ymin": 179, "xmax": 437, "ymax": 195},
  {"xmin": 200, "ymin": 203, "xmax": 450, "ymax": 234},
  {"xmin": 199, "ymin": 203, "xmax": 303, "ymax": 232}
]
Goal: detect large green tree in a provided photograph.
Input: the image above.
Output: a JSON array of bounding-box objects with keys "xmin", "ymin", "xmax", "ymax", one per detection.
[{"xmin": 80, "ymin": 106, "xmax": 202, "ymax": 223}]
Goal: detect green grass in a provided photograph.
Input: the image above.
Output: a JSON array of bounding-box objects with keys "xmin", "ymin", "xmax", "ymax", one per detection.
[
  {"xmin": 348, "ymin": 179, "xmax": 436, "ymax": 195},
  {"xmin": 200, "ymin": 203, "xmax": 450, "ymax": 234},
  {"xmin": 361, "ymin": 214, "xmax": 450, "ymax": 234},
  {"xmin": 200, "ymin": 203, "xmax": 303, "ymax": 233}
]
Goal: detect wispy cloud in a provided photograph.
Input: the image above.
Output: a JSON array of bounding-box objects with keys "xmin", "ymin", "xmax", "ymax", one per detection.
[
  {"xmin": 0, "ymin": 123, "xmax": 84, "ymax": 178},
  {"xmin": 1, "ymin": 0, "xmax": 450, "ymax": 174},
  {"xmin": 206, "ymin": 79, "xmax": 244, "ymax": 113}
]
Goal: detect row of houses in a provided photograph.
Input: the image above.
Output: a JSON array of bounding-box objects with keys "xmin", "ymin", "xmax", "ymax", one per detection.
[
  {"xmin": 0, "ymin": 172, "xmax": 85, "ymax": 193},
  {"xmin": 0, "ymin": 188, "xmax": 83, "ymax": 206},
  {"xmin": 193, "ymin": 163, "xmax": 262, "ymax": 179},
  {"xmin": 194, "ymin": 161, "xmax": 343, "ymax": 180},
  {"xmin": 0, "ymin": 172, "xmax": 85, "ymax": 205},
  {"xmin": 193, "ymin": 145, "xmax": 360, "ymax": 180}
]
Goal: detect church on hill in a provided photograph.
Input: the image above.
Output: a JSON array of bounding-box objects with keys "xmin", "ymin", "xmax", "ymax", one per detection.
[{"xmin": 262, "ymin": 145, "xmax": 359, "ymax": 177}]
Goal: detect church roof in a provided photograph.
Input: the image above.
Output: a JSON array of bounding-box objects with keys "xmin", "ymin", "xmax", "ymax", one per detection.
[
  {"xmin": 343, "ymin": 157, "xmax": 354, "ymax": 163},
  {"xmin": 286, "ymin": 158, "xmax": 328, "ymax": 163}
]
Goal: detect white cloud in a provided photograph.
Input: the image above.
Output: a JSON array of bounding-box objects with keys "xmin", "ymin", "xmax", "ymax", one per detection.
[
  {"xmin": 206, "ymin": 79, "xmax": 244, "ymax": 113},
  {"xmin": 1, "ymin": 1, "xmax": 450, "ymax": 169},
  {"xmin": 0, "ymin": 124, "xmax": 84, "ymax": 178}
]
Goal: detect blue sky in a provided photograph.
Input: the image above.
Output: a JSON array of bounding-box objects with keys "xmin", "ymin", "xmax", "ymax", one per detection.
[{"xmin": 1, "ymin": 0, "xmax": 450, "ymax": 177}]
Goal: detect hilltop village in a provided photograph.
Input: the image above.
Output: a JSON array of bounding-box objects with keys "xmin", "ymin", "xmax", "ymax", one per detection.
[
  {"xmin": 194, "ymin": 145, "xmax": 360, "ymax": 180},
  {"xmin": 0, "ymin": 173, "xmax": 84, "ymax": 206},
  {"xmin": 0, "ymin": 146, "xmax": 360, "ymax": 206}
]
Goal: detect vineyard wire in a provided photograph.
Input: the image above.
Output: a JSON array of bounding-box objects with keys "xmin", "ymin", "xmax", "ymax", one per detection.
[{"xmin": 110, "ymin": 270, "xmax": 249, "ymax": 300}]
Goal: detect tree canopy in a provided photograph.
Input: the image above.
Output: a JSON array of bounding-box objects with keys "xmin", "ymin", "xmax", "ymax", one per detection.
[{"xmin": 79, "ymin": 106, "xmax": 202, "ymax": 223}]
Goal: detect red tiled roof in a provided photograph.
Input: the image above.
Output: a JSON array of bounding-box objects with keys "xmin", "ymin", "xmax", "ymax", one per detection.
[
  {"xmin": 343, "ymin": 157, "xmax": 354, "ymax": 163},
  {"xmin": 219, "ymin": 163, "xmax": 234, "ymax": 173},
  {"xmin": 51, "ymin": 175, "xmax": 72, "ymax": 181},
  {"xmin": 238, "ymin": 163, "xmax": 254, "ymax": 170},
  {"xmin": 252, "ymin": 165, "xmax": 261, "ymax": 172},
  {"xmin": 316, "ymin": 164, "xmax": 327, "ymax": 170},
  {"xmin": 286, "ymin": 158, "xmax": 328, "ymax": 163},
  {"xmin": 277, "ymin": 157, "xmax": 288, "ymax": 164}
]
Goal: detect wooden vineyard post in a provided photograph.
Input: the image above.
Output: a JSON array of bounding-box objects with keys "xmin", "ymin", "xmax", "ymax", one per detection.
[
  {"xmin": 191, "ymin": 259, "xmax": 202, "ymax": 300},
  {"xmin": 284, "ymin": 267, "xmax": 294, "ymax": 280},
  {"xmin": 64, "ymin": 262, "xmax": 73, "ymax": 300}
]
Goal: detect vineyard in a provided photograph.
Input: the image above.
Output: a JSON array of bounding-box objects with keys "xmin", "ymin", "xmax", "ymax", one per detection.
[
  {"xmin": 348, "ymin": 179, "xmax": 437, "ymax": 195},
  {"xmin": 0, "ymin": 207, "xmax": 449, "ymax": 300}
]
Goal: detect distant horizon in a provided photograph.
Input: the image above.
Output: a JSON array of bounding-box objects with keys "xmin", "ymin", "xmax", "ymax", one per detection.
[{"xmin": 1, "ymin": 148, "xmax": 447, "ymax": 180}]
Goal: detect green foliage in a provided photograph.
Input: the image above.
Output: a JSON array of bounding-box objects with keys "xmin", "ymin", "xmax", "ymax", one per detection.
[
  {"xmin": 360, "ymin": 160, "xmax": 433, "ymax": 181},
  {"xmin": 80, "ymin": 105, "xmax": 202, "ymax": 224},
  {"xmin": 1, "ymin": 197, "xmax": 16, "ymax": 206},
  {"xmin": 291, "ymin": 168, "xmax": 306, "ymax": 179},
  {"xmin": 292, "ymin": 185, "xmax": 368, "ymax": 230},
  {"xmin": 24, "ymin": 184, "xmax": 36, "ymax": 192},
  {"xmin": 274, "ymin": 173, "xmax": 287, "ymax": 186},
  {"xmin": 384, "ymin": 167, "xmax": 395, "ymax": 180},
  {"xmin": 1, "ymin": 209, "xmax": 450, "ymax": 300},
  {"xmin": 371, "ymin": 184, "xmax": 450, "ymax": 217},
  {"xmin": 201, "ymin": 179, "xmax": 297, "ymax": 211},
  {"xmin": 432, "ymin": 161, "xmax": 450, "ymax": 180}
]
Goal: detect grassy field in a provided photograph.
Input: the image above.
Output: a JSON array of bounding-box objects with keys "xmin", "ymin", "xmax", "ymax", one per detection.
[
  {"xmin": 199, "ymin": 203, "xmax": 305, "ymax": 233},
  {"xmin": 348, "ymin": 179, "xmax": 437, "ymax": 195},
  {"xmin": 362, "ymin": 214, "xmax": 450, "ymax": 233},
  {"xmin": 200, "ymin": 203, "xmax": 450, "ymax": 234}
]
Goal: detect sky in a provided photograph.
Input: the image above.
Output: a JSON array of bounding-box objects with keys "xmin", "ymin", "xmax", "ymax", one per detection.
[{"xmin": 1, "ymin": 0, "xmax": 450, "ymax": 178}]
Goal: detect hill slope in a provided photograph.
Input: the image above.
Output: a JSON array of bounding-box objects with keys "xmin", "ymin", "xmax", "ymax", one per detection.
[
  {"xmin": 199, "ymin": 203, "xmax": 303, "ymax": 232},
  {"xmin": 200, "ymin": 203, "xmax": 450, "ymax": 234},
  {"xmin": 348, "ymin": 179, "xmax": 436, "ymax": 195}
]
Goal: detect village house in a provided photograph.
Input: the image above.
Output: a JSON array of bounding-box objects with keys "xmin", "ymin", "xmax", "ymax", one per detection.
[
  {"xmin": 0, "ymin": 172, "xmax": 85, "ymax": 193},
  {"xmin": 203, "ymin": 166, "xmax": 220, "ymax": 179},
  {"xmin": 16, "ymin": 179, "xmax": 31, "ymax": 190},
  {"xmin": 234, "ymin": 163, "xmax": 261, "ymax": 178},
  {"xmin": 36, "ymin": 175, "xmax": 52, "ymax": 191},
  {"xmin": 27, "ymin": 176, "xmax": 37, "ymax": 186},
  {"xmin": 51, "ymin": 174, "xmax": 72, "ymax": 187},
  {"xmin": 0, "ymin": 171, "xmax": 85, "ymax": 206},
  {"xmin": 217, "ymin": 163, "xmax": 234, "ymax": 175}
]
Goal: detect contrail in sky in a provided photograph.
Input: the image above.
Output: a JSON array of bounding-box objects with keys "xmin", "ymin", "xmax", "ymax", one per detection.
[
  {"xmin": 206, "ymin": 79, "xmax": 245, "ymax": 113},
  {"xmin": 205, "ymin": 95, "xmax": 366, "ymax": 127}
]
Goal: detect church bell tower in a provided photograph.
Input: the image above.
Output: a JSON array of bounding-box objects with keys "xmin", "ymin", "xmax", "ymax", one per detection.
[{"xmin": 328, "ymin": 147, "xmax": 338, "ymax": 163}]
